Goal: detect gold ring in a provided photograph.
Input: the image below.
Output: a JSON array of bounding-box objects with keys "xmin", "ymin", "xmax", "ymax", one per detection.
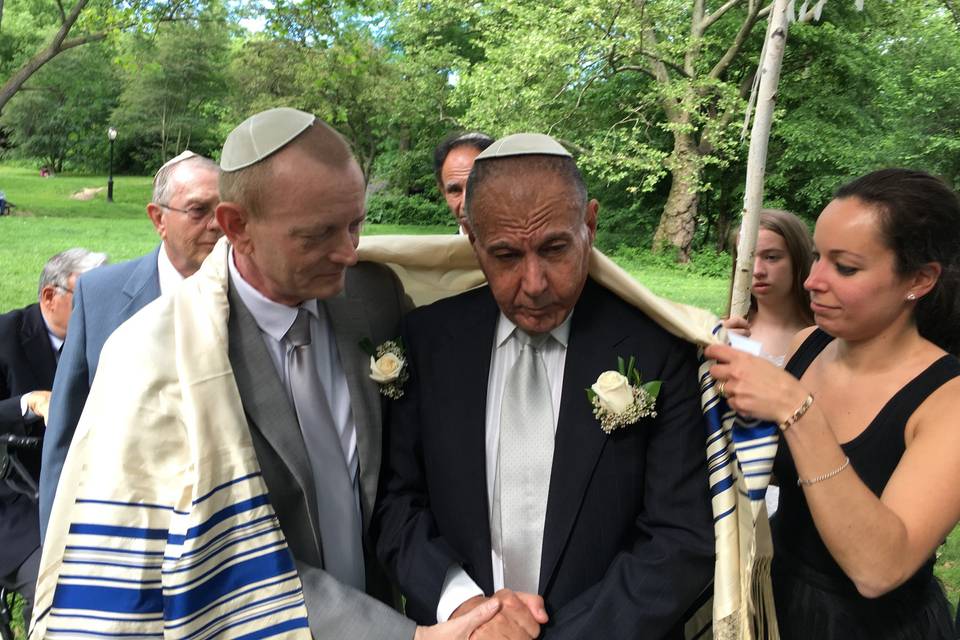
[{"xmin": 717, "ymin": 381, "xmax": 726, "ymax": 397}]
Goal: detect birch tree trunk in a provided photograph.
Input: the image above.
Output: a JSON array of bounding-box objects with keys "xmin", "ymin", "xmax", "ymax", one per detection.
[{"xmin": 730, "ymin": 0, "xmax": 791, "ymax": 317}]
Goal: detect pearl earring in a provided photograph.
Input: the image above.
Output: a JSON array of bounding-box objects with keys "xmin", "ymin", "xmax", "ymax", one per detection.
[{"xmin": 907, "ymin": 293, "xmax": 917, "ymax": 301}]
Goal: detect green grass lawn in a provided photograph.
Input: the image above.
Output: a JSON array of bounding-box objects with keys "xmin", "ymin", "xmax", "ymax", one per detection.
[{"xmin": 0, "ymin": 166, "xmax": 956, "ymax": 636}]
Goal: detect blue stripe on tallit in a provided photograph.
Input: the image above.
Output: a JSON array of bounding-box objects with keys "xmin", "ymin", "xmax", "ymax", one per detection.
[
  {"xmin": 66, "ymin": 545, "xmax": 165, "ymax": 557},
  {"xmin": 69, "ymin": 523, "xmax": 169, "ymax": 539},
  {"xmin": 165, "ymin": 541, "xmax": 284, "ymax": 581},
  {"xmin": 45, "ymin": 629, "xmax": 163, "ymax": 638},
  {"xmin": 202, "ymin": 603, "xmax": 308, "ymax": 640},
  {"xmin": 171, "ymin": 589, "xmax": 303, "ymax": 638},
  {"xmin": 164, "ymin": 526, "xmax": 283, "ymax": 573},
  {"xmin": 165, "ymin": 576, "xmax": 300, "ymax": 631},
  {"xmin": 52, "ymin": 583, "xmax": 163, "ymax": 614},
  {"xmin": 163, "ymin": 549, "xmax": 297, "ymax": 620},
  {"xmin": 165, "ymin": 515, "xmax": 275, "ymax": 560},
  {"xmin": 229, "ymin": 618, "xmax": 310, "ymax": 640},
  {"xmin": 193, "ymin": 472, "xmax": 262, "ymax": 505},
  {"xmin": 167, "ymin": 495, "xmax": 271, "ymax": 547},
  {"xmin": 75, "ymin": 499, "xmax": 174, "ymax": 511}
]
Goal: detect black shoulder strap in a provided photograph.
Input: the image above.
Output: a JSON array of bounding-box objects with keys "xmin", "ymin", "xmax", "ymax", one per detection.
[{"xmin": 784, "ymin": 328, "xmax": 834, "ymax": 379}]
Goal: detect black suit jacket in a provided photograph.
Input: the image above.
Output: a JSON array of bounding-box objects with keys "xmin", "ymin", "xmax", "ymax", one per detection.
[
  {"xmin": 0, "ymin": 303, "xmax": 57, "ymax": 576},
  {"xmin": 373, "ymin": 278, "xmax": 714, "ymax": 638}
]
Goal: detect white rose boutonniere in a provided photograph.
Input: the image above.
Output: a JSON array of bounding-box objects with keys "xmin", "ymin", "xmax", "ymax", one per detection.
[
  {"xmin": 360, "ymin": 337, "xmax": 409, "ymax": 399},
  {"xmin": 586, "ymin": 356, "xmax": 661, "ymax": 434}
]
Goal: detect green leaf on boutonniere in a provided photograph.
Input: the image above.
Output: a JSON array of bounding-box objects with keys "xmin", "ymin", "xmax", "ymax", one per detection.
[{"xmin": 643, "ymin": 380, "xmax": 662, "ymax": 399}]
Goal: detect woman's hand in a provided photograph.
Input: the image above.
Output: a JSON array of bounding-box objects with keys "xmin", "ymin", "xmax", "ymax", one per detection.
[
  {"xmin": 721, "ymin": 316, "xmax": 751, "ymax": 337},
  {"xmin": 705, "ymin": 343, "xmax": 809, "ymax": 424}
]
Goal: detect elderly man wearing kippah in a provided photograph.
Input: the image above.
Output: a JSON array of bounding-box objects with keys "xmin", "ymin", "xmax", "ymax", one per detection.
[
  {"xmin": 29, "ymin": 109, "xmax": 499, "ymax": 640},
  {"xmin": 373, "ymin": 134, "xmax": 715, "ymax": 639}
]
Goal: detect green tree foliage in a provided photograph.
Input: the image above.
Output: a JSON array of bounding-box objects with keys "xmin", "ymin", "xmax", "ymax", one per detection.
[
  {"xmin": 0, "ymin": 0, "xmax": 214, "ymax": 116},
  {"xmin": 111, "ymin": 9, "xmax": 231, "ymax": 172},
  {"xmin": 764, "ymin": 0, "xmax": 960, "ymax": 219},
  {"xmin": 0, "ymin": 42, "xmax": 122, "ymax": 171}
]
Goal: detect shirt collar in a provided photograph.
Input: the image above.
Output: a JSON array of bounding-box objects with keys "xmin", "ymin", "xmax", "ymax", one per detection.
[
  {"xmin": 495, "ymin": 310, "xmax": 573, "ymax": 350},
  {"xmin": 157, "ymin": 242, "xmax": 185, "ymax": 295},
  {"xmin": 228, "ymin": 246, "xmax": 319, "ymax": 342},
  {"xmin": 42, "ymin": 316, "xmax": 64, "ymax": 354}
]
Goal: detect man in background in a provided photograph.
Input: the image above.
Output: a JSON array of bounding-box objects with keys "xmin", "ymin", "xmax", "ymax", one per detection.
[
  {"xmin": 434, "ymin": 132, "xmax": 493, "ymax": 233},
  {"xmin": 0, "ymin": 248, "xmax": 106, "ymax": 631},
  {"xmin": 38, "ymin": 151, "xmax": 221, "ymax": 539}
]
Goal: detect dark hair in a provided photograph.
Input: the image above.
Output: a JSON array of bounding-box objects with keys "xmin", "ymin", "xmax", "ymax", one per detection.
[
  {"xmin": 835, "ymin": 168, "xmax": 960, "ymax": 354},
  {"xmin": 463, "ymin": 154, "xmax": 588, "ymax": 229},
  {"xmin": 759, "ymin": 209, "xmax": 815, "ymax": 325},
  {"xmin": 727, "ymin": 209, "xmax": 814, "ymax": 325},
  {"xmin": 433, "ymin": 132, "xmax": 494, "ymax": 183}
]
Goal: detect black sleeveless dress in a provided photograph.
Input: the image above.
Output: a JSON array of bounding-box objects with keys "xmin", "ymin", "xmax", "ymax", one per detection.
[{"xmin": 772, "ymin": 329, "xmax": 958, "ymax": 639}]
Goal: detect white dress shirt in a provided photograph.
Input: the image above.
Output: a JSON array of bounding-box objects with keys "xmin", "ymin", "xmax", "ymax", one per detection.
[
  {"xmin": 227, "ymin": 249, "xmax": 359, "ymax": 483},
  {"xmin": 436, "ymin": 311, "xmax": 572, "ymax": 621},
  {"xmin": 157, "ymin": 242, "xmax": 187, "ymax": 295}
]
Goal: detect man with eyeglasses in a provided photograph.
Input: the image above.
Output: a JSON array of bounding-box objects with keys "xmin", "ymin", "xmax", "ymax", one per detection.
[
  {"xmin": 38, "ymin": 151, "xmax": 221, "ymax": 540},
  {"xmin": 0, "ymin": 248, "xmax": 107, "ymax": 632}
]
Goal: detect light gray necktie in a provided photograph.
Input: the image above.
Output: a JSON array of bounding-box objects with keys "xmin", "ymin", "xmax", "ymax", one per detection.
[
  {"xmin": 492, "ymin": 331, "xmax": 555, "ymax": 594},
  {"xmin": 286, "ymin": 308, "xmax": 365, "ymax": 590}
]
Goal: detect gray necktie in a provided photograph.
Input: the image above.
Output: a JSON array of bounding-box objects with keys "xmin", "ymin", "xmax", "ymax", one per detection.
[
  {"xmin": 286, "ymin": 308, "xmax": 365, "ymax": 590},
  {"xmin": 493, "ymin": 331, "xmax": 555, "ymax": 594}
]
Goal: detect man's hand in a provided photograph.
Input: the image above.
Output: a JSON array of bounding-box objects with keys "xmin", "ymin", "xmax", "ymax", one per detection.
[
  {"xmin": 451, "ymin": 589, "xmax": 548, "ymax": 639},
  {"xmin": 415, "ymin": 599, "xmax": 500, "ymax": 640},
  {"xmin": 25, "ymin": 390, "xmax": 52, "ymax": 422}
]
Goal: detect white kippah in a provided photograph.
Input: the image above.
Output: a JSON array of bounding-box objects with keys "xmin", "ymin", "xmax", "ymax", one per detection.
[
  {"xmin": 220, "ymin": 107, "xmax": 316, "ymax": 172},
  {"xmin": 475, "ymin": 133, "xmax": 572, "ymax": 161},
  {"xmin": 154, "ymin": 150, "xmax": 198, "ymax": 181}
]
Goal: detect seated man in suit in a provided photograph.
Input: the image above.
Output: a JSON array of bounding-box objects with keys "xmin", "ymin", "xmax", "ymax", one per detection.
[
  {"xmin": 374, "ymin": 134, "xmax": 715, "ymax": 639},
  {"xmin": 0, "ymin": 248, "xmax": 106, "ymax": 631},
  {"xmin": 38, "ymin": 151, "xmax": 221, "ymax": 539},
  {"xmin": 31, "ymin": 108, "xmax": 500, "ymax": 640},
  {"xmin": 434, "ymin": 132, "xmax": 493, "ymax": 233}
]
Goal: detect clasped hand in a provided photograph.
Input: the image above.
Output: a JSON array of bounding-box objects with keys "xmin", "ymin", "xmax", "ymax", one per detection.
[{"xmin": 453, "ymin": 589, "xmax": 548, "ymax": 639}]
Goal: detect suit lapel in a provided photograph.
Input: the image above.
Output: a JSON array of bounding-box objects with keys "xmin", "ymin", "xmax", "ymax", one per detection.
[
  {"xmin": 226, "ymin": 280, "xmax": 322, "ymax": 547},
  {"xmin": 447, "ymin": 291, "xmax": 499, "ymax": 592},
  {"xmin": 120, "ymin": 246, "xmax": 162, "ymax": 319},
  {"xmin": 539, "ymin": 280, "xmax": 623, "ymax": 591},
  {"xmin": 21, "ymin": 304, "xmax": 57, "ymax": 387},
  {"xmin": 322, "ymin": 293, "xmax": 379, "ymax": 532}
]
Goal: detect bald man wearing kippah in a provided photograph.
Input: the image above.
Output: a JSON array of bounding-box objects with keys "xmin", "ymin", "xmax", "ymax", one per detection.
[
  {"xmin": 30, "ymin": 109, "xmax": 500, "ymax": 640},
  {"xmin": 374, "ymin": 134, "xmax": 714, "ymax": 639}
]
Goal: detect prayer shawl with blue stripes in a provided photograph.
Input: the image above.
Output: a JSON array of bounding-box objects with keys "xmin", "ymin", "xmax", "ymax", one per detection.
[{"xmin": 32, "ymin": 236, "xmax": 777, "ymax": 639}]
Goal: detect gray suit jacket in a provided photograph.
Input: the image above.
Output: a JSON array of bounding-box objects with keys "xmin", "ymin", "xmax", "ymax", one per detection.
[
  {"xmin": 39, "ymin": 246, "xmax": 162, "ymax": 539},
  {"xmin": 227, "ymin": 262, "xmax": 415, "ymax": 640}
]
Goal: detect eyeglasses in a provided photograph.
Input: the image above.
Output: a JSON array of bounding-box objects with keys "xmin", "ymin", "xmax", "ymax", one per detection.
[
  {"xmin": 54, "ymin": 284, "xmax": 74, "ymax": 295},
  {"xmin": 159, "ymin": 203, "xmax": 216, "ymax": 222}
]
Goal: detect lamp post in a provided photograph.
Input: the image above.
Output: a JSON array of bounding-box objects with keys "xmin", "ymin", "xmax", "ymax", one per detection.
[{"xmin": 107, "ymin": 127, "xmax": 117, "ymax": 203}]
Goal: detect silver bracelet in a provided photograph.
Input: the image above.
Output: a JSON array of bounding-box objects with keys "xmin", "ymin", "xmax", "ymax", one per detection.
[{"xmin": 797, "ymin": 456, "xmax": 850, "ymax": 487}]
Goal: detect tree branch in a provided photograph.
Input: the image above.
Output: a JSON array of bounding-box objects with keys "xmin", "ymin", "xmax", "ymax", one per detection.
[
  {"xmin": 708, "ymin": 1, "xmax": 762, "ymax": 79},
  {"xmin": 701, "ymin": 0, "xmax": 747, "ymax": 31},
  {"xmin": 55, "ymin": 0, "xmax": 67, "ymax": 23}
]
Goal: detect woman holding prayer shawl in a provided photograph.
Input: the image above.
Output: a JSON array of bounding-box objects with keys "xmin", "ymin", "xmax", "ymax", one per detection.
[{"xmin": 707, "ymin": 168, "xmax": 960, "ymax": 639}]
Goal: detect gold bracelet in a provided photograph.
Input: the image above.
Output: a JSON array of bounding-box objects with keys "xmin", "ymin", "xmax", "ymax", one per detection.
[
  {"xmin": 797, "ymin": 456, "xmax": 850, "ymax": 487},
  {"xmin": 779, "ymin": 393, "xmax": 814, "ymax": 433}
]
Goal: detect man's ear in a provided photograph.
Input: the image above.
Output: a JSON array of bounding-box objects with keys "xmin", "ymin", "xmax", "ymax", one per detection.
[
  {"xmin": 585, "ymin": 199, "xmax": 599, "ymax": 243},
  {"xmin": 146, "ymin": 203, "xmax": 166, "ymax": 237},
  {"xmin": 216, "ymin": 202, "xmax": 252, "ymax": 254},
  {"xmin": 39, "ymin": 284, "xmax": 57, "ymax": 310}
]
